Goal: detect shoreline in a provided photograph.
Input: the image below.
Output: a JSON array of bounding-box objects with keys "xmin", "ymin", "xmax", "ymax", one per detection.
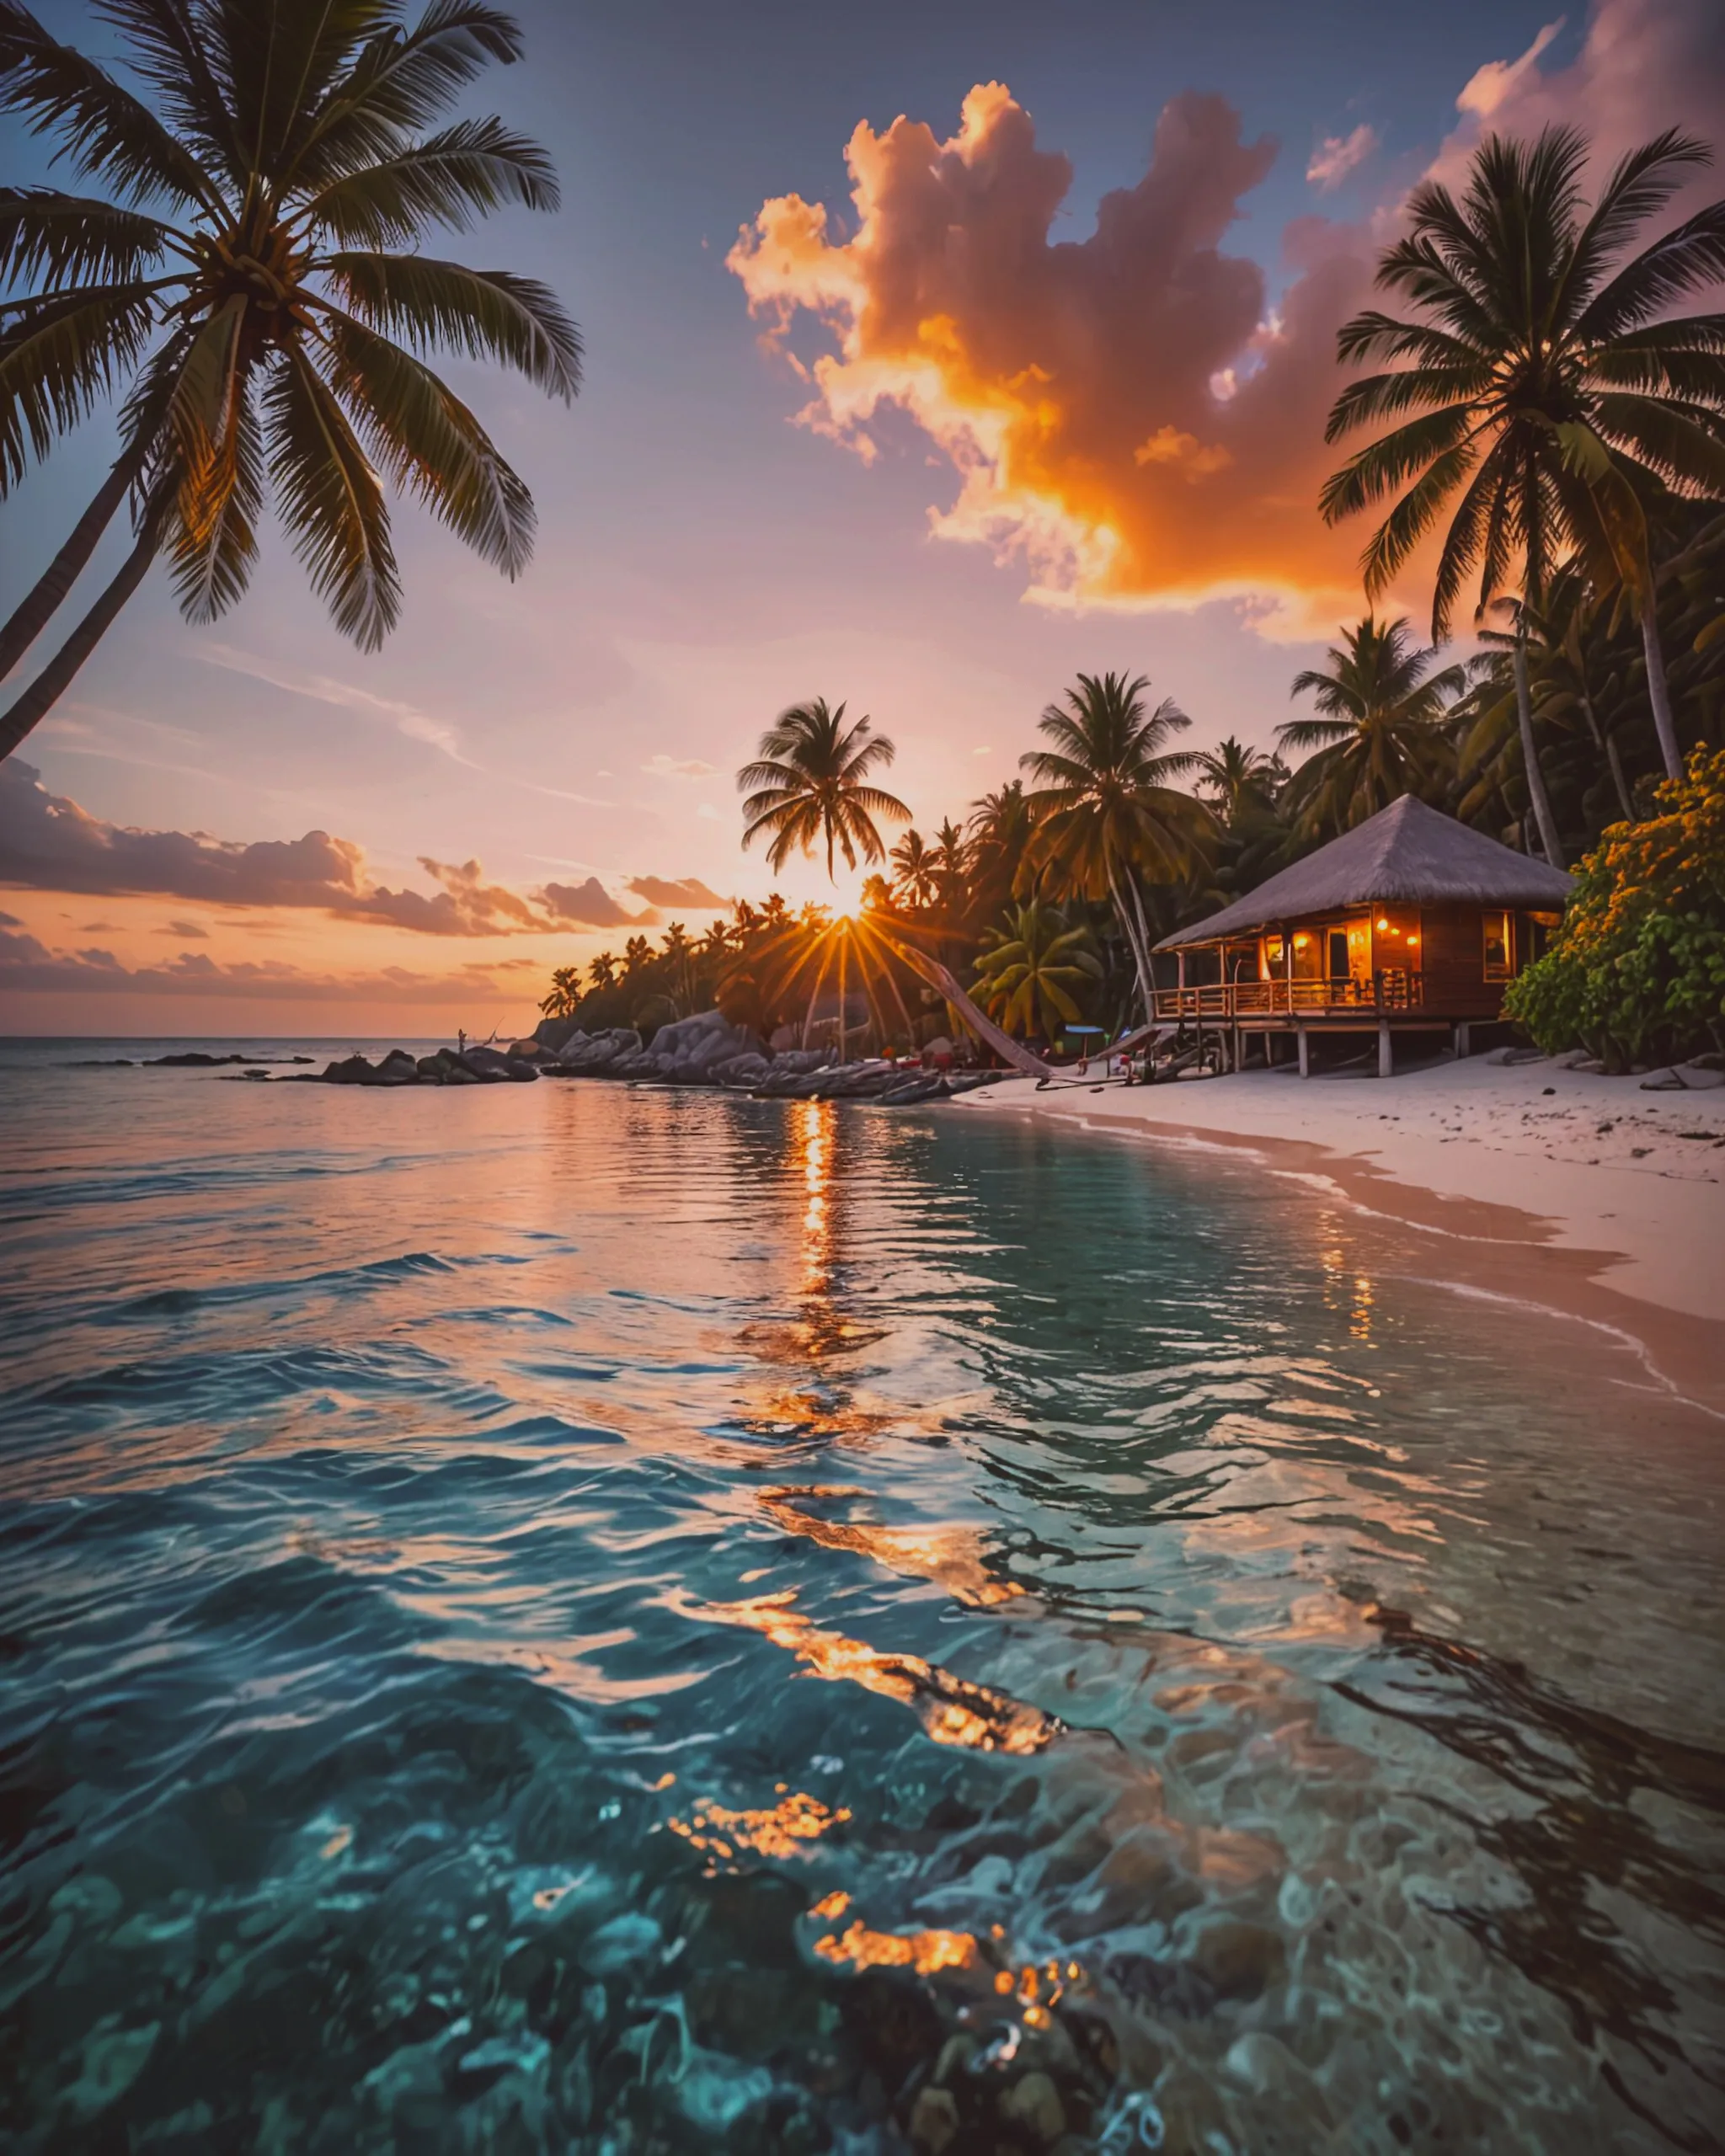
[{"xmin": 952, "ymin": 1056, "xmax": 1725, "ymax": 1419}]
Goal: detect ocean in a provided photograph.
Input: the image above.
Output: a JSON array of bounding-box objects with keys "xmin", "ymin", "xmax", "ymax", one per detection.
[{"xmin": 1, "ymin": 1039, "xmax": 1720, "ymax": 2151}]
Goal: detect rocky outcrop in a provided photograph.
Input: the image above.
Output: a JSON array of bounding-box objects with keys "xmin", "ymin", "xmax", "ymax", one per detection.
[{"xmin": 296, "ymin": 1011, "xmax": 1012, "ymax": 1103}]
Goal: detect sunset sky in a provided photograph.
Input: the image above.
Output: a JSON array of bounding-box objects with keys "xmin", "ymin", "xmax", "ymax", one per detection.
[{"xmin": 3, "ymin": 0, "xmax": 1721, "ymax": 1037}]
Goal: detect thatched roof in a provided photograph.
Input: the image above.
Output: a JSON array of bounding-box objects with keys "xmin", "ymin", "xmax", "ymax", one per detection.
[{"xmin": 1156, "ymin": 795, "xmax": 1573, "ymax": 950}]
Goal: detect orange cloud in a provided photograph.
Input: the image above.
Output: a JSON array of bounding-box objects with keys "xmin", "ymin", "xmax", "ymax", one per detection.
[
  {"xmin": 729, "ymin": 83, "xmax": 1375, "ymax": 629},
  {"xmin": 729, "ymin": 3, "xmax": 1722, "ymax": 635}
]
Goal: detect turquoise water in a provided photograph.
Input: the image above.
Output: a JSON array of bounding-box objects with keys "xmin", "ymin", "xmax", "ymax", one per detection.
[{"xmin": 2, "ymin": 1043, "xmax": 1721, "ymax": 2152}]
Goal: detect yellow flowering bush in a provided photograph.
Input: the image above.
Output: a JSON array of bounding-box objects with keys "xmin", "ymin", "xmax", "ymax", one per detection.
[{"xmin": 1505, "ymin": 746, "xmax": 1725, "ymax": 1070}]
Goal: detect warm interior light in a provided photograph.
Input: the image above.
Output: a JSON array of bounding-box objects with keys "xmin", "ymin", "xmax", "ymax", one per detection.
[
  {"xmin": 1376, "ymin": 916, "xmax": 1390, "ymax": 931},
  {"xmin": 1293, "ymin": 932, "xmax": 1310, "ymax": 950},
  {"xmin": 1407, "ymin": 934, "xmax": 1419, "ymax": 947}
]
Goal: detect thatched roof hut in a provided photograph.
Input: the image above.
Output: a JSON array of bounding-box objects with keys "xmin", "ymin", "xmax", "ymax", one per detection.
[{"xmin": 1156, "ymin": 795, "xmax": 1573, "ymax": 951}]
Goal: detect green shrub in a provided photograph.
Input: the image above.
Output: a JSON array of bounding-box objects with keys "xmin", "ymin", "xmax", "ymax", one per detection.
[{"xmin": 1505, "ymin": 747, "xmax": 1725, "ymax": 1070}]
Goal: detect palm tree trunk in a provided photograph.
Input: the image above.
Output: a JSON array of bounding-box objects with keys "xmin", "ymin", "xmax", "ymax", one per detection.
[
  {"xmin": 1576, "ymin": 676, "xmax": 1635, "ymax": 825},
  {"xmin": 1639, "ymin": 584, "xmax": 1683, "ymax": 784},
  {"xmin": 836, "ymin": 937, "xmax": 848, "ymax": 1065},
  {"xmin": 0, "ymin": 518, "xmax": 160, "ymax": 763},
  {"xmin": 1512, "ymin": 623, "xmax": 1565, "ymax": 869},
  {"xmin": 1106, "ymin": 860, "xmax": 1156, "ymax": 1023},
  {"xmin": 0, "ymin": 451, "xmax": 144, "ymax": 686}
]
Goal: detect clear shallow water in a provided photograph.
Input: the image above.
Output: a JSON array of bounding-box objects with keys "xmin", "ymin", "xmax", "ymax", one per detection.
[{"xmin": 1, "ymin": 1043, "xmax": 1722, "ymax": 2153}]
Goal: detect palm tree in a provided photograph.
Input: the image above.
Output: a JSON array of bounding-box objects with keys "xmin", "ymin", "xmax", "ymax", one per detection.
[
  {"xmin": 587, "ymin": 952, "xmax": 618, "ymax": 990},
  {"xmin": 1321, "ymin": 125, "xmax": 1725, "ymax": 849},
  {"xmin": 0, "ymin": 1, "xmax": 580, "ymax": 760},
  {"xmin": 1279, "ymin": 616, "xmax": 1467, "ymax": 838},
  {"xmin": 974, "ymin": 900, "xmax": 1100, "ymax": 1043},
  {"xmin": 739, "ymin": 697, "xmax": 910, "ymax": 879},
  {"xmin": 1019, "ymin": 670, "xmax": 1209, "ymax": 1020},
  {"xmin": 928, "ymin": 817, "xmax": 971, "ymax": 913},
  {"xmin": 889, "ymin": 827, "xmax": 938, "ymax": 909},
  {"xmin": 1190, "ymin": 736, "xmax": 1285, "ymax": 828}
]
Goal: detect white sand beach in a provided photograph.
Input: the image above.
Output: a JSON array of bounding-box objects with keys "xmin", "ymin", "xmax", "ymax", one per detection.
[{"xmin": 953, "ymin": 1053, "xmax": 1725, "ymax": 1413}]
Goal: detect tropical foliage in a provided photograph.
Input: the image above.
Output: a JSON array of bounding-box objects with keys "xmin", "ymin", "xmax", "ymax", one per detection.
[
  {"xmin": 1504, "ymin": 746, "xmax": 1725, "ymax": 1070},
  {"xmin": 1019, "ymin": 671, "xmax": 1211, "ymax": 1020},
  {"xmin": 1321, "ymin": 124, "xmax": 1725, "ymax": 865},
  {"xmin": 973, "ymin": 901, "xmax": 1100, "ymax": 1042},
  {"xmin": 738, "ymin": 698, "xmax": 910, "ymax": 877},
  {"xmin": 1280, "ymin": 616, "xmax": 1468, "ymax": 835},
  {"xmin": 0, "ymin": 0, "xmax": 579, "ymax": 759}
]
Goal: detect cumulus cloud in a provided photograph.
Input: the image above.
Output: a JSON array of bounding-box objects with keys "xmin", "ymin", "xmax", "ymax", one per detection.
[
  {"xmin": 1306, "ymin": 124, "xmax": 1377, "ymax": 190},
  {"xmin": 728, "ymin": 1, "xmax": 1720, "ymax": 627},
  {"xmin": 642, "ymin": 754, "xmax": 719, "ymax": 779},
  {"xmin": 729, "ymin": 81, "xmax": 1374, "ymax": 623},
  {"xmin": 0, "ymin": 761, "xmax": 656, "ymax": 937},
  {"xmin": 627, "ymin": 874, "xmax": 729, "ymax": 909}
]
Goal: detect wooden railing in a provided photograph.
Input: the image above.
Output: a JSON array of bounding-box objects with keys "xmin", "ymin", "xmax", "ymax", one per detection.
[{"xmin": 1151, "ymin": 973, "xmax": 1423, "ymax": 1022}]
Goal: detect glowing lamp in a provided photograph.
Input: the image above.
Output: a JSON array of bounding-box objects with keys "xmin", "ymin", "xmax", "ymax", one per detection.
[
  {"xmin": 1376, "ymin": 916, "xmax": 1390, "ymax": 931},
  {"xmin": 1407, "ymin": 934, "xmax": 1419, "ymax": 948},
  {"xmin": 1293, "ymin": 932, "xmax": 1310, "ymax": 950}
]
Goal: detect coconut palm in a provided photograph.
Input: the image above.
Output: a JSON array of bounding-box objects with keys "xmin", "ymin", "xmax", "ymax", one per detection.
[
  {"xmin": 927, "ymin": 816, "xmax": 971, "ymax": 913},
  {"xmin": 1190, "ymin": 736, "xmax": 1285, "ymax": 828},
  {"xmin": 1321, "ymin": 125, "xmax": 1725, "ymax": 850},
  {"xmin": 974, "ymin": 900, "xmax": 1100, "ymax": 1043},
  {"xmin": 1279, "ymin": 616, "xmax": 1467, "ymax": 839},
  {"xmin": 1019, "ymin": 670, "xmax": 1209, "ymax": 1019},
  {"xmin": 0, "ymin": 0, "xmax": 580, "ymax": 760},
  {"xmin": 889, "ymin": 826, "xmax": 938, "ymax": 909},
  {"xmin": 739, "ymin": 697, "xmax": 910, "ymax": 880}
]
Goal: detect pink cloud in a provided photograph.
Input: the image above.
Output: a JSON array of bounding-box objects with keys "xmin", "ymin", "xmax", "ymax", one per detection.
[{"xmin": 1306, "ymin": 124, "xmax": 1379, "ymax": 191}]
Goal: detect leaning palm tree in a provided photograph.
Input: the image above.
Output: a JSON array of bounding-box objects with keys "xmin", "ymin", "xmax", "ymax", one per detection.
[
  {"xmin": 974, "ymin": 900, "xmax": 1100, "ymax": 1043},
  {"xmin": 1321, "ymin": 125, "xmax": 1725, "ymax": 850},
  {"xmin": 0, "ymin": 0, "xmax": 579, "ymax": 760},
  {"xmin": 1279, "ymin": 616, "xmax": 1467, "ymax": 839},
  {"xmin": 739, "ymin": 697, "xmax": 910, "ymax": 880},
  {"xmin": 1019, "ymin": 670, "xmax": 1210, "ymax": 1021}
]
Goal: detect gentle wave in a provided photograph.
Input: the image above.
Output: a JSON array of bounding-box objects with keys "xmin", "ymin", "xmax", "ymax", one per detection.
[{"xmin": 1, "ymin": 1059, "xmax": 1720, "ymax": 2151}]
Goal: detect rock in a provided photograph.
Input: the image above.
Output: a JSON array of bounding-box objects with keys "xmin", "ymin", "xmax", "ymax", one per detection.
[
  {"xmin": 507, "ymin": 1038, "xmax": 547, "ymax": 1060},
  {"xmin": 909, "ymin": 2085, "xmax": 960, "ymax": 2153},
  {"xmin": 1189, "ymin": 1919, "xmax": 1284, "ymax": 2001},
  {"xmin": 1674, "ymin": 1063, "xmax": 1725, "ymax": 1089},
  {"xmin": 880, "ymin": 1075, "xmax": 947, "ymax": 1106},
  {"xmin": 1689, "ymin": 1051, "xmax": 1724, "ymax": 1071},
  {"xmin": 709, "ymin": 1052, "xmax": 773, "ymax": 1088},
  {"xmin": 999, "ymin": 2070, "xmax": 1065, "ymax": 2145},
  {"xmin": 145, "ymin": 1051, "xmax": 245, "ymax": 1066},
  {"xmin": 462, "ymin": 1045, "xmax": 536, "ymax": 1081},
  {"xmin": 321, "ymin": 1054, "xmax": 375, "ymax": 1085},
  {"xmin": 945, "ymin": 1070, "xmax": 1007, "ymax": 1093}
]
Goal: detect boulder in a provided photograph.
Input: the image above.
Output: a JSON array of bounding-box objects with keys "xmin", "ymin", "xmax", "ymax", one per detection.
[
  {"xmin": 534, "ymin": 1014, "xmax": 585, "ymax": 1054},
  {"xmin": 945, "ymin": 1070, "xmax": 1007, "ymax": 1094},
  {"xmin": 461, "ymin": 1046, "xmax": 536, "ymax": 1082},
  {"xmin": 321, "ymin": 1054, "xmax": 375, "ymax": 1085},
  {"xmin": 709, "ymin": 1052, "xmax": 773, "ymax": 1088},
  {"xmin": 879, "ymin": 1074, "xmax": 946, "ymax": 1106}
]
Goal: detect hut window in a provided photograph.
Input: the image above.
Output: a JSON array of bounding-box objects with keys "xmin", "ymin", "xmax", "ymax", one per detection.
[
  {"xmin": 1482, "ymin": 910, "xmax": 1513, "ymax": 979},
  {"xmin": 1263, "ymin": 934, "xmax": 1285, "ymax": 976}
]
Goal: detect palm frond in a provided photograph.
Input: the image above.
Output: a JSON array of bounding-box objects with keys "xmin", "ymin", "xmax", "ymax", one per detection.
[
  {"xmin": 296, "ymin": 115, "xmax": 558, "ymax": 244},
  {"xmin": 0, "ymin": 185, "xmax": 176, "ymax": 286},
  {"xmin": 316, "ymin": 304, "xmax": 534, "ymax": 574},
  {"xmin": 0, "ymin": 3, "xmax": 223, "ymax": 212},
  {"xmin": 326, "ymin": 250, "xmax": 580, "ymax": 398},
  {"xmin": 0, "ymin": 276, "xmax": 168, "ymax": 489},
  {"xmin": 286, "ymin": 1, "xmax": 526, "ymax": 188},
  {"xmin": 264, "ymin": 342, "xmax": 402, "ymax": 648},
  {"xmin": 1575, "ymin": 198, "xmax": 1725, "ymax": 344},
  {"xmin": 1552, "ymin": 129, "xmax": 1712, "ymax": 332}
]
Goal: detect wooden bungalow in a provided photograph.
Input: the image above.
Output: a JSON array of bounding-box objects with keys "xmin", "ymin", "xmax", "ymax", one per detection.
[{"xmin": 1152, "ymin": 795, "xmax": 1573, "ymax": 1076}]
